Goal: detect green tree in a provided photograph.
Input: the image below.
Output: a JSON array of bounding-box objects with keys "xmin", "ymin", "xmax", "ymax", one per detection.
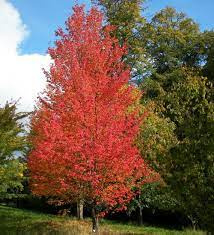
[
  {"xmin": 131, "ymin": 101, "xmax": 178, "ymax": 225},
  {"xmin": 162, "ymin": 69, "xmax": 214, "ymax": 230},
  {"xmin": 144, "ymin": 7, "xmax": 204, "ymax": 74},
  {"xmin": 202, "ymin": 30, "xmax": 214, "ymax": 83},
  {"xmin": 137, "ymin": 101, "xmax": 177, "ymax": 174},
  {"xmin": 144, "ymin": 68, "xmax": 214, "ymax": 230},
  {"xmin": 95, "ymin": 2, "xmax": 214, "ymax": 230},
  {"xmin": 128, "ymin": 181, "xmax": 178, "ymax": 226},
  {"xmin": 0, "ymin": 102, "xmax": 28, "ymax": 199},
  {"xmin": 92, "ymin": 0, "xmax": 149, "ymax": 82},
  {"xmin": 140, "ymin": 11, "xmax": 213, "ymax": 230}
]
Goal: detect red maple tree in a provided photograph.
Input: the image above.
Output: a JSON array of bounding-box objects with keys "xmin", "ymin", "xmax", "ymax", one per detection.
[{"xmin": 28, "ymin": 5, "xmax": 148, "ymax": 232}]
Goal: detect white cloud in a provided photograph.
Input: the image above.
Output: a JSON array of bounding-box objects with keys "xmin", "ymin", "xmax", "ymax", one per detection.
[{"xmin": 0, "ymin": 0, "xmax": 51, "ymax": 111}]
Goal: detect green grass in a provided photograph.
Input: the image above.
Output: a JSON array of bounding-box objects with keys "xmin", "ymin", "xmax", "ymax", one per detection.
[
  {"xmin": 0, "ymin": 205, "xmax": 205, "ymax": 235},
  {"xmin": 100, "ymin": 220, "xmax": 205, "ymax": 235}
]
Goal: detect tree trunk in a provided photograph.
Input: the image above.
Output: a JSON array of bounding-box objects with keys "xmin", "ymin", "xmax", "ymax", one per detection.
[
  {"xmin": 92, "ymin": 206, "xmax": 99, "ymax": 233},
  {"xmin": 138, "ymin": 206, "xmax": 143, "ymax": 226},
  {"xmin": 77, "ymin": 200, "xmax": 84, "ymax": 220},
  {"xmin": 188, "ymin": 215, "xmax": 197, "ymax": 230}
]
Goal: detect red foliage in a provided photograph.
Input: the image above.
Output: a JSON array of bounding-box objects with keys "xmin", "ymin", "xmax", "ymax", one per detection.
[{"xmin": 28, "ymin": 5, "xmax": 148, "ymax": 214}]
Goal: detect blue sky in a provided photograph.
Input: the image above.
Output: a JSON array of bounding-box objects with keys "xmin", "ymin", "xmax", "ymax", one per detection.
[{"xmin": 10, "ymin": 0, "xmax": 214, "ymax": 55}]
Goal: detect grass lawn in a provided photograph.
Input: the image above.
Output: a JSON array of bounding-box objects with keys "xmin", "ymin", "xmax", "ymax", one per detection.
[{"xmin": 0, "ymin": 205, "xmax": 205, "ymax": 235}]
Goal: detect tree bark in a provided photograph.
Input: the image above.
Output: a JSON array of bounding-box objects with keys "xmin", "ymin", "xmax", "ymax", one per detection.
[
  {"xmin": 188, "ymin": 215, "xmax": 197, "ymax": 230},
  {"xmin": 92, "ymin": 206, "xmax": 99, "ymax": 233},
  {"xmin": 77, "ymin": 200, "xmax": 84, "ymax": 220},
  {"xmin": 138, "ymin": 205, "xmax": 143, "ymax": 226}
]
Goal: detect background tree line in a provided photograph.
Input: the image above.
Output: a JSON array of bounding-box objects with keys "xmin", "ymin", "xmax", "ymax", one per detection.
[{"xmin": 93, "ymin": 0, "xmax": 214, "ymax": 231}]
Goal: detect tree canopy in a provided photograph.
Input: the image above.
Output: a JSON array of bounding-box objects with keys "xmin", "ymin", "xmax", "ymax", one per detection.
[{"xmin": 28, "ymin": 6, "xmax": 149, "ymax": 233}]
